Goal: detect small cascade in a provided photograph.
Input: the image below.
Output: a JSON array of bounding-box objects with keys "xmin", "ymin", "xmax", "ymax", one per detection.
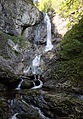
[
  {"xmin": 32, "ymin": 54, "xmax": 41, "ymax": 75},
  {"xmin": 44, "ymin": 13, "xmax": 53, "ymax": 52},
  {"xmin": 16, "ymin": 79, "xmax": 23, "ymax": 90},
  {"xmin": 12, "ymin": 44, "xmax": 19, "ymax": 52},
  {"xmin": 23, "ymin": 13, "xmax": 53, "ymax": 90},
  {"xmin": 11, "ymin": 113, "xmax": 18, "ymax": 119},
  {"xmin": 22, "ymin": 99, "xmax": 49, "ymax": 119},
  {"xmin": 23, "ymin": 66, "xmax": 31, "ymax": 74},
  {"xmin": 33, "ymin": 81, "xmax": 36, "ymax": 87},
  {"xmin": 31, "ymin": 105, "xmax": 49, "ymax": 119},
  {"xmin": 31, "ymin": 54, "xmax": 43, "ymax": 89},
  {"xmin": 31, "ymin": 76, "xmax": 43, "ymax": 89}
]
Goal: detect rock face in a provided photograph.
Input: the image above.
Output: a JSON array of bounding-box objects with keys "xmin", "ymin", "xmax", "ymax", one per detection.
[
  {"xmin": 0, "ymin": 0, "xmax": 58, "ymax": 88},
  {"xmin": 0, "ymin": 0, "xmax": 44, "ymax": 88},
  {"xmin": 0, "ymin": 0, "xmax": 43, "ymax": 36}
]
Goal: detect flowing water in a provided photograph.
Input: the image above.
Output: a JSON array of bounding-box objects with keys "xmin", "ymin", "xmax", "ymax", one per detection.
[
  {"xmin": 31, "ymin": 105, "xmax": 49, "ymax": 119},
  {"xmin": 44, "ymin": 13, "xmax": 53, "ymax": 52},
  {"xmin": 23, "ymin": 66, "xmax": 31, "ymax": 74},
  {"xmin": 32, "ymin": 54, "xmax": 41, "ymax": 75},
  {"xmin": 31, "ymin": 77, "xmax": 43, "ymax": 89},
  {"xmin": 10, "ymin": 12, "xmax": 53, "ymax": 119},
  {"xmin": 11, "ymin": 113, "xmax": 18, "ymax": 119},
  {"xmin": 21, "ymin": 99, "xmax": 49, "ymax": 119},
  {"xmin": 22, "ymin": 13, "xmax": 53, "ymax": 89},
  {"xmin": 16, "ymin": 79, "xmax": 23, "ymax": 90}
]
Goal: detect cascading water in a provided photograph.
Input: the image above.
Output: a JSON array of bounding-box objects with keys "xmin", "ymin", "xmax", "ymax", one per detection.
[
  {"xmin": 44, "ymin": 13, "xmax": 53, "ymax": 52},
  {"xmin": 11, "ymin": 113, "xmax": 18, "ymax": 119},
  {"xmin": 16, "ymin": 79, "xmax": 23, "ymax": 90},
  {"xmin": 31, "ymin": 54, "xmax": 43, "ymax": 89},
  {"xmin": 23, "ymin": 66, "xmax": 31, "ymax": 74},
  {"xmin": 32, "ymin": 54, "xmax": 41, "ymax": 75},
  {"xmin": 21, "ymin": 99, "xmax": 49, "ymax": 119},
  {"xmin": 23, "ymin": 13, "xmax": 53, "ymax": 90},
  {"xmin": 31, "ymin": 76, "xmax": 43, "ymax": 89}
]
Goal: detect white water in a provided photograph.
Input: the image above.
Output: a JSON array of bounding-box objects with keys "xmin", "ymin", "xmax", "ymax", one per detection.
[
  {"xmin": 31, "ymin": 105, "xmax": 49, "ymax": 119},
  {"xmin": 16, "ymin": 79, "xmax": 23, "ymax": 90},
  {"xmin": 33, "ymin": 81, "xmax": 36, "ymax": 87},
  {"xmin": 12, "ymin": 44, "xmax": 19, "ymax": 52},
  {"xmin": 22, "ymin": 99, "xmax": 49, "ymax": 119},
  {"xmin": 44, "ymin": 13, "xmax": 53, "ymax": 52},
  {"xmin": 11, "ymin": 113, "xmax": 18, "ymax": 119},
  {"xmin": 23, "ymin": 66, "xmax": 31, "ymax": 74},
  {"xmin": 32, "ymin": 54, "xmax": 41, "ymax": 75},
  {"xmin": 22, "ymin": 13, "xmax": 53, "ymax": 90},
  {"xmin": 31, "ymin": 78, "xmax": 43, "ymax": 89}
]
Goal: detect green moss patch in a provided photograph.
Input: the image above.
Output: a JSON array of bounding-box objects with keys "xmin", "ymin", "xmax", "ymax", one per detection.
[{"xmin": 56, "ymin": 17, "xmax": 83, "ymax": 81}]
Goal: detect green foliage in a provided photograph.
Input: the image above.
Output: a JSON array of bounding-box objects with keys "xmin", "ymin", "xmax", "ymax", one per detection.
[
  {"xmin": 61, "ymin": 17, "xmax": 83, "ymax": 59},
  {"xmin": 59, "ymin": 0, "xmax": 83, "ymax": 27},
  {"xmin": 57, "ymin": 17, "xmax": 83, "ymax": 80},
  {"xmin": 36, "ymin": 0, "xmax": 57, "ymax": 13},
  {"xmin": 36, "ymin": 0, "xmax": 83, "ymax": 28},
  {"xmin": 24, "ymin": 0, "xmax": 33, "ymax": 4}
]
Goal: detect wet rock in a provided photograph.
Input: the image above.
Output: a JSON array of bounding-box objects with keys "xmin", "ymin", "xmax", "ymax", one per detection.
[
  {"xmin": 0, "ymin": 83, "xmax": 7, "ymax": 91},
  {"xmin": 21, "ymin": 80, "xmax": 33, "ymax": 89},
  {"xmin": 23, "ymin": 26, "xmax": 35, "ymax": 42},
  {"xmin": 22, "ymin": 90, "xmax": 83, "ymax": 119},
  {"xmin": 34, "ymin": 22, "xmax": 47, "ymax": 44},
  {"xmin": 0, "ymin": 98, "xmax": 8, "ymax": 119},
  {"xmin": 0, "ymin": 0, "xmax": 44, "ymax": 86}
]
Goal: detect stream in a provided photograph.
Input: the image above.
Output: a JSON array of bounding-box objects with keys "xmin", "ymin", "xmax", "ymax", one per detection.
[
  {"xmin": 21, "ymin": 13, "xmax": 53, "ymax": 90},
  {"xmin": 5, "ymin": 13, "xmax": 53, "ymax": 119}
]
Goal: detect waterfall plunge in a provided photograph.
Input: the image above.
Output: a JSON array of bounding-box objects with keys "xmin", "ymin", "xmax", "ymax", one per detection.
[
  {"xmin": 32, "ymin": 54, "xmax": 41, "ymax": 75},
  {"xmin": 31, "ymin": 55, "xmax": 43, "ymax": 89},
  {"xmin": 44, "ymin": 13, "xmax": 53, "ymax": 52}
]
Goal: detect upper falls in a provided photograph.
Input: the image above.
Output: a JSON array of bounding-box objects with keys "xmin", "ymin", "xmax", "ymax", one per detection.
[{"xmin": 44, "ymin": 13, "xmax": 53, "ymax": 52}]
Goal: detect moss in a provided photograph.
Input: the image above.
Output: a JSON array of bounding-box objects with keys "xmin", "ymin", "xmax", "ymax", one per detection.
[
  {"xmin": 0, "ymin": 31, "xmax": 17, "ymax": 44},
  {"xmin": 61, "ymin": 17, "xmax": 83, "ymax": 59},
  {"xmin": 55, "ymin": 17, "xmax": 83, "ymax": 81},
  {"xmin": 3, "ymin": 55, "xmax": 11, "ymax": 59},
  {"xmin": 24, "ymin": 0, "xmax": 33, "ymax": 5}
]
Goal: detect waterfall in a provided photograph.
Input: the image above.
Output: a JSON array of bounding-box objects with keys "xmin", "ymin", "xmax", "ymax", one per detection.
[
  {"xmin": 23, "ymin": 66, "xmax": 31, "ymax": 74},
  {"xmin": 32, "ymin": 54, "xmax": 41, "ymax": 75},
  {"xmin": 23, "ymin": 13, "xmax": 53, "ymax": 90},
  {"xmin": 44, "ymin": 13, "xmax": 53, "ymax": 52},
  {"xmin": 31, "ymin": 105, "xmax": 49, "ymax": 119},
  {"xmin": 12, "ymin": 44, "xmax": 19, "ymax": 52},
  {"xmin": 11, "ymin": 113, "xmax": 18, "ymax": 119},
  {"xmin": 31, "ymin": 76, "xmax": 43, "ymax": 89},
  {"xmin": 22, "ymin": 99, "xmax": 49, "ymax": 119},
  {"xmin": 16, "ymin": 79, "xmax": 23, "ymax": 90}
]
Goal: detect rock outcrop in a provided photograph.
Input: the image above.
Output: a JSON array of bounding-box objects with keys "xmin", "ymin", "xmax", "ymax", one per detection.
[
  {"xmin": 0, "ymin": 0, "xmax": 43, "ymax": 36},
  {"xmin": 0, "ymin": 0, "xmax": 44, "ymax": 88}
]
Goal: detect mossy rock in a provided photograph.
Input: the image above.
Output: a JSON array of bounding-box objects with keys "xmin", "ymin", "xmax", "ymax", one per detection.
[{"xmin": 24, "ymin": 0, "xmax": 33, "ymax": 5}]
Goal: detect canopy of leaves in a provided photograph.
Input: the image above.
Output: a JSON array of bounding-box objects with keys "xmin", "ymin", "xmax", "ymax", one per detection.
[{"xmin": 35, "ymin": 0, "xmax": 83, "ymax": 27}]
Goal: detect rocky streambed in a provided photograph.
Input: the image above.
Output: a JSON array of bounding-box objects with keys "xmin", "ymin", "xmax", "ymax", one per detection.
[{"xmin": 0, "ymin": 87, "xmax": 83, "ymax": 119}]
